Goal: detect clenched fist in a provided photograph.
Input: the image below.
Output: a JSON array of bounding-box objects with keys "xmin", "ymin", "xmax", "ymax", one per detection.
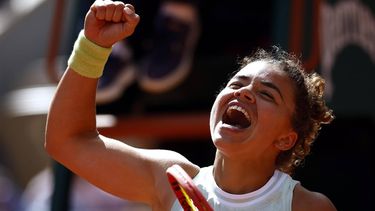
[{"xmin": 84, "ymin": 0, "xmax": 140, "ymax": 48}]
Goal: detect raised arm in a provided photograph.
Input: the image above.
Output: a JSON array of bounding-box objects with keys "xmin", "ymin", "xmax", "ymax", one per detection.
[{"xmin": 45, "ymin": 1, "xmax": 198, "ymax": 209}]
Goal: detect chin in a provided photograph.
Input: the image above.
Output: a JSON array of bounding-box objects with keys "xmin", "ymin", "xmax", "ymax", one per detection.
[
  {"xmin": 212, "ymin": 128, "xmax": 246, "ymax": 147},
  {"xmin": 212, "ymin": 139, "xmax": 242, "ymax": 158}
]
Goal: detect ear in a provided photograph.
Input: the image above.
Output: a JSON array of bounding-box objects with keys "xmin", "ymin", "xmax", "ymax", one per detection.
[{"xmin": 275, "ymin": 131, "xmax": 298, "ymax": 151}]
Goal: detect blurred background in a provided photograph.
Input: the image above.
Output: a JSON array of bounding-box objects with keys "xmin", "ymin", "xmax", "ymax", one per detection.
[{"xmin": 0, "ymin": 0, "xmax": 374, "ymax": 210}]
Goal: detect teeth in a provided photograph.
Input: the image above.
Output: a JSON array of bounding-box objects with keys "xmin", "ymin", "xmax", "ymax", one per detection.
[{"xmin": 228, "ymin": 105, "xmax": 251, "ymax": 122}]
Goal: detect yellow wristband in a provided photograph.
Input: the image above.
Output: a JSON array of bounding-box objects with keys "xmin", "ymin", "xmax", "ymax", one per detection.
[{"xmin": 67, "ymin": 30, "xmax": 112, "ymax": 78}]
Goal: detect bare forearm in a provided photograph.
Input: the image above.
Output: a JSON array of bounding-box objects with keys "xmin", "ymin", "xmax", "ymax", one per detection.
[{"xmin": 45, "ymin": 0, "xmax": 140, "ymax": 145}]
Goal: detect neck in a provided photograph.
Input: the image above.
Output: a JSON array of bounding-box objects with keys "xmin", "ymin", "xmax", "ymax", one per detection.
[{"xmin": 213, "ymin": 150, "xmax": 277, "ymax": 194}]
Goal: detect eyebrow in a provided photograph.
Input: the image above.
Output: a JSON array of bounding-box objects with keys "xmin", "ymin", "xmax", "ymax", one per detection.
[
  {"xmin": 260, "ymin": 80, "xmax": 284, "ymax": 101},
  {"xmin": 232, "ymin": 75, "xmax": 285, "ymax": 101},
  {"xmin": 232, "ymin": 75, "xmax": 250, "ymax": 82}
]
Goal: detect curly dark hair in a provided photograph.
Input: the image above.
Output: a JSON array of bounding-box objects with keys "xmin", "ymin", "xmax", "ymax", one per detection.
[{"xmin": 240, "ymin": 46, "xmax": 334, "ymax": 175}]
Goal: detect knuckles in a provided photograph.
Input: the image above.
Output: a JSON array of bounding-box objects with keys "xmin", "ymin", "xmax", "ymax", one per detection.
[{"xmin": 92, "ymin": 1, "xmax": 138, "ymax": 23}]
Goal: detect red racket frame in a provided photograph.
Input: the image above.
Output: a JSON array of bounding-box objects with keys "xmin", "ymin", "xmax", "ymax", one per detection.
[{"xmin": 166, "ymin": 164, "xmax": 213, "ymax": 211}]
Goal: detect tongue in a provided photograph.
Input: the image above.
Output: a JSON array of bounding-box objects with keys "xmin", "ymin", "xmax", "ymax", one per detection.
[{"xmin": 225, "ymin": 109, "xmax": 251, "ymax": 129}]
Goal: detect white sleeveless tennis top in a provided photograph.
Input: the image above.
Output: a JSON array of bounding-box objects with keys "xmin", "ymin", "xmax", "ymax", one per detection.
[{"xmin": 171, "ymin": 166, "xmax": 299, "ymax": 211}]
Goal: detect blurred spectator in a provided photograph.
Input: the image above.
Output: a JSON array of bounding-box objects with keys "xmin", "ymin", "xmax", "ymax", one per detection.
[{"xmin": 96, "ymin": 0, "xmax": 200, "ymax": 104}]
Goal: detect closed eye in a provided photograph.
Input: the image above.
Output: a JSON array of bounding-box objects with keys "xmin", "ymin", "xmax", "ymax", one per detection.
[
  {"xmin": 260, "ymin": 80, "xmax": 284, "ymax": 102},
  {"xmin": 259, "ymin": 91, "xmax": 275, "ymax": 101},
  {"xmin": 228, "ymin": 82, "xmax": 242, "ymax": 89}
]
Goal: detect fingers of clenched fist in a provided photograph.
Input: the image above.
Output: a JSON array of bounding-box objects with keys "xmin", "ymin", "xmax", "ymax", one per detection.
[
  {"xmin": 91, "ymin": 1, "xmax": 139, "ymax": 24},
  {"xmin": 123, "ymin": 4, "xmax": 136, "ymax": 22}
]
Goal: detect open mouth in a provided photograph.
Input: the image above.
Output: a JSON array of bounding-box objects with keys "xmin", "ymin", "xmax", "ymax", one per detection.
[{"xmin": 222, "ymin": 105, "xmax": 251, "ymax": 129}]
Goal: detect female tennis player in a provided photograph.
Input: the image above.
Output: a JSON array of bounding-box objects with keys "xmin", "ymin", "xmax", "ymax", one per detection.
[{"xmin": 45, "ymin": 1, "xmax": 336, "ymax": 210}]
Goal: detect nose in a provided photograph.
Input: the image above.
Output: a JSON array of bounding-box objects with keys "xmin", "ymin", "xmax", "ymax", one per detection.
[{"xmin": 234, "ymin": 87, "xmax": 255, "ymax": 103}]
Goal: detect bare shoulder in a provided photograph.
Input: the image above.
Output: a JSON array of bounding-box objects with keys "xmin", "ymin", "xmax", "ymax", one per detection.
[
  {"xmin": 140, "ymin": 148, "xmax": 200, "ymax": 175},
  {"xmin": 139, "ymin": 148, "xmax": 200, "ymax": 208},
  {"xmin": 138, "ymin": 148, "xmax": 200, "ymax": 187},
  {"xmin": 292, "ymin": 184, "xmax": 337, "ymax": 211}
]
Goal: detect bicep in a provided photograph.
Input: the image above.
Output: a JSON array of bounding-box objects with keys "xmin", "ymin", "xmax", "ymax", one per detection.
[
  {"xmin": 54, "ymin": 135, "xmax": 155, "ymax": 203},
  {"xmin": 54, "ymin": 134, "xmax": 198, "ymax": 207}
]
